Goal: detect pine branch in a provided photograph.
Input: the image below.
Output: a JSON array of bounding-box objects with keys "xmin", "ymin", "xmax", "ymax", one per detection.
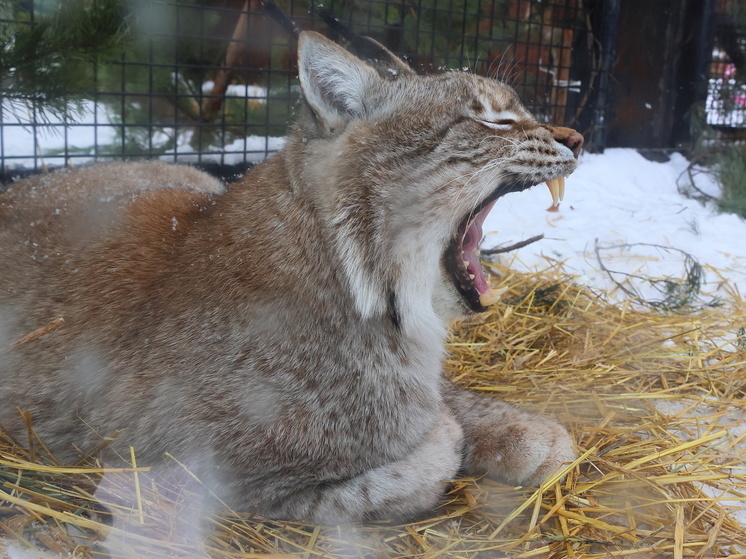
[{"xmin": 0, "ymin": 0, "xmax": 130, "ymax": 122}]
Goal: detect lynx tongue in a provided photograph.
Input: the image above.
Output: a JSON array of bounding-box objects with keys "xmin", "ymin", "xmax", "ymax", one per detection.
[
  {"xmin": 461, "ymin": 201, "xmax": 505, "ymax": 307},
  {"xmin": 458, "ymin": 177, "xmax": 569, "ymax": 309},
  {"xmin": 461, "ymin": 177, "xmax": 565, "ymax": 307}
]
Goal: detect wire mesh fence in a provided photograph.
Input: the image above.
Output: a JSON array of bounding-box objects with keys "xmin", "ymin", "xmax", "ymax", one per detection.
[
  {"xmin": 706, "ymin": 0, "xmax": 746, "ymax": 144},
  {"xmin": 2, "ymin": 0, "xmax": 612, "ymax": 179},
  {"xmin": 8, "ymin": 1, "xmax": 746, "ymax": 179}
]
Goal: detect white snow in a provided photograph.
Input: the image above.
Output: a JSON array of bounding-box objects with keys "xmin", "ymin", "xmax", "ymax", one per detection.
[
  {"xmin": 0, "ymin": 99, "xmax": 284, "ymax": 170},
  {"xmin": 201, "ymin": 80, "xmax": 268, "ymax": 102},
  {"xmin": 1, "ymin": 100, "xmax": 117, "ymax": 168},
  {"xmin": 482, "ymin": 148, "xmax": 746, "ymax": 303}
]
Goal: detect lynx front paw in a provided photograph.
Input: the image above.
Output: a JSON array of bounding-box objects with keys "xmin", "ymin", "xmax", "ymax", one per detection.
[
  {"xmin": 468, "ymin": 417, "xmax": 575, "ymax": 487},
  {"xmin": 264, "ymin": 410, "xmax": 464, "ymax": 524}
]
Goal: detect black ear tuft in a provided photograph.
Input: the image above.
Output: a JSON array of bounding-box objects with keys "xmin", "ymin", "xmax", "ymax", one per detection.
[
  {"xmin": 260, "ymin": 0, "xmax": 301, "ymax": 39},
  {"xmin": 313, "ymin": 5, "xmax": 415, "ymax": 78}
]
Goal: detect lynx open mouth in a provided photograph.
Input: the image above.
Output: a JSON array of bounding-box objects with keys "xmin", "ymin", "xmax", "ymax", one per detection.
[{"xmin": 446, "ymin": 177, "xmax": 567, "ymax": 312}]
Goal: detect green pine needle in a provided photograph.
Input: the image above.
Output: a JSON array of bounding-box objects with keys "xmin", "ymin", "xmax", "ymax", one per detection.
[{"xmin": 1, "ymin": 0, "xmax": 130, "ymax": 122}]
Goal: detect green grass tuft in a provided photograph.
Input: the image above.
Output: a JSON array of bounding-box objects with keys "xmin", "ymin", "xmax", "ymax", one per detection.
[{"xmin": 715, "ymin": 145, "xmax": 746, "ymax": 219}]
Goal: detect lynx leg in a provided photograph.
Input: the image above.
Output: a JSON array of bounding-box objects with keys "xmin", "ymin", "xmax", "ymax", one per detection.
[
  {"xmin": 443, "ymin": 383, "xmax": 575, "ymax": 487},
  {"xmin": 264, "ymin": 410, "xmax": 463, "ymax": 524}
]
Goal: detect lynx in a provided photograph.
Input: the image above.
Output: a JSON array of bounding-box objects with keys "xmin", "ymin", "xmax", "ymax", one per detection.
[{"xmin": 0, "ymin": 31, "xmax": 583, "ymax": 523}]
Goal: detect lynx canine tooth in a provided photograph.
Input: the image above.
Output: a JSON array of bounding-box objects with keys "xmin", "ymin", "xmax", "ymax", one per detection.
[
  {"xmin": 559, "ymin": 176, "xmax": 566, "ymax": 201},
  {"xmin": 478, "ymin": 286, "xmax": 509, "ymax": 307},
  {"xmin": 546, "ymin": 178, "xmax": 560, "ymax": 207}
]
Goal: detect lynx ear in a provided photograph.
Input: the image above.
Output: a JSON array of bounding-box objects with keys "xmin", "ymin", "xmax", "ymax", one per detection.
[{"xmin": 297, "ymin": 31, "xmax": 382, "ymax": 126}]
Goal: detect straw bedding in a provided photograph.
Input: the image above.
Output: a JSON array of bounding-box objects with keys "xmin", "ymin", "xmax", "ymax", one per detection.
[{"xmin": 1, "ymin": 262, "xmax": 745, "ymax": 558}]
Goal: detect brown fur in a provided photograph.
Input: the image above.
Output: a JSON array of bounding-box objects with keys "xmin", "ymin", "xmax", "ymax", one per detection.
[{"xmin": 0, "ymin": 33, "xmax": 580, "ymax": 523}]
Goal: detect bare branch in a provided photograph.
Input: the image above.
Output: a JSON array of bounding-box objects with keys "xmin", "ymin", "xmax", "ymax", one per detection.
[{"xmin": 482, "ymin": 234, "xmax": 544, "ymax": 255}]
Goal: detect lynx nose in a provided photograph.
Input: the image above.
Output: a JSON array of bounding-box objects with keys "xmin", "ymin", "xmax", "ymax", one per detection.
[
  {"xmin": 550, "ymin": 126, "xmax": 584, "ymax": 159},
  {"xmin": 566, "ymin": 131, "xmax": 584, "ymax": 159}
]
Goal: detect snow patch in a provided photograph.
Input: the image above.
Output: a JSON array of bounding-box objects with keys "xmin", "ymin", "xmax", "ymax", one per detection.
[{"xmin": 482, "ymin": 148, "xmax": 746, "ymax": 301}]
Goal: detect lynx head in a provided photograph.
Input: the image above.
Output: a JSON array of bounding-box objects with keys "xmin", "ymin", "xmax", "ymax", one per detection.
[{"xmin": 288, "ymin": 32, "xmax": 583, "ymax": 329}]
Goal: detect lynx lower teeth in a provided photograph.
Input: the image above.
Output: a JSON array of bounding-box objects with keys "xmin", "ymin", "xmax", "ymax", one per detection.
[
  {"xmin": 478, "ymin": 286, "xmax": 509, "ymax": 307},
  {"xmin": 546, "ymin": 177, "xmax": 566, "ymax": 207}
]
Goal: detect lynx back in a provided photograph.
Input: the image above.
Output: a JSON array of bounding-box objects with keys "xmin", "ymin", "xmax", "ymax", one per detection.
[{"xmin": 0, "ymin": 31, "xmax": 581, "ymax": 523}]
